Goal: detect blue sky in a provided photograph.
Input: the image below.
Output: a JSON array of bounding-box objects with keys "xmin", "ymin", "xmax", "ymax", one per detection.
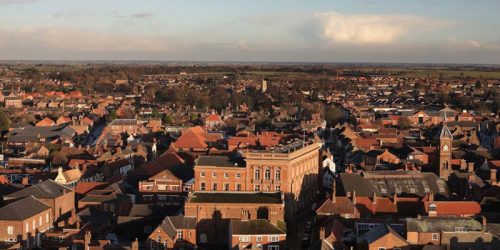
[{"xmin": 1, "ymin": 0, "xmax": 499, "ymax": 63}]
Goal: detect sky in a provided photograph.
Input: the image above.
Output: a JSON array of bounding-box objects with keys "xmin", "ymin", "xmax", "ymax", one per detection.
[{"xmin": 1, "ymin": 0, "xmax": 500, "ymax": 64}]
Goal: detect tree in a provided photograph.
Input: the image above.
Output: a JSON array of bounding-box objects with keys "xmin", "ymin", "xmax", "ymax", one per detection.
[
  {"xmin": 107, "ymin": 110, "xmax": 117, "ymax": 122},
  {"xmin": 0, "ymin": 110, "xmax": 10, "ymax": 131},
  {"xmin": 399, "ymin": 116, "xmax": 412, "ymax": 130},
  {"xmin": 324, "ymin": 106, "xmax": 343, "ymax": 126}
]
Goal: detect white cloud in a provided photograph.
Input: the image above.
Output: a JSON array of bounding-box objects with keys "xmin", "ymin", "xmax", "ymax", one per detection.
[
  {"xmin": 313, "ymin": 11, "xmax": 451, "ymax": 44},
  {"xmin": 0, "ymin": 26, "xmax": 171, "ymax": 59},
  {"xmin": 447, "ymin": 37, "xmax": 500, "ymax": 50}
]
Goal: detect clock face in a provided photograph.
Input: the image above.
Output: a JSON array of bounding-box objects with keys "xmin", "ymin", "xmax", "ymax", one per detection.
[{"xmin": 443, "ymin": 144, "xmax": 449, "ymax": 152}]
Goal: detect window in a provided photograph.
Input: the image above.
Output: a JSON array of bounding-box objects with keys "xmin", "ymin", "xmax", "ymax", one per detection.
[
  {"xmin": 268, "ymin": 246, "xmax": 279, "ymax": 250},
  {"xmin": 239, "ymin": 236, "xmax": 250, "ymax": 243},
  {"xmin": 200, "ymin": 182, "xmax": 206, "ymax": 191},
  {"xmin": 256, "ymin": 236, "xmax": 262, "ymax": 242},
  {"xmin": 7, "ymin": 226, "xmax": 13, "ymax": 235},
  {"xmin": 200, "ymin": 172, "xmax": 205, "ymax": 177},
  {"xmin": 46, "ymin": 213, "xmax": 49, "ymax": 223},
  {"xmin": 39, "ymin": 216, "xmax": 42, "ymax": 226},
  {"xmin": 378, "ymin": 248, "xmax": 386, "ymax": 250},
  {"xmin": 254, "ymin": 184, "xmax": 260, "ymax": 191},
  {"xmin": 236, "ymin": 173, "xmax": 241, "ymax": 179},
  {"xmin": 236, "ymin": 183, "xmax": 241, "ymax": 191},
  {"xmin": 200, "ymin": 233, "xmax": 207, "ymax": 243},
  {"xmin": 275, "ymin": 185, "xmax": 281, "ymax": 191},
  {"xmin": 177, "ymin": 230, "xmax": 183, "ymax": 240},
  {"xmin": 224, "ymin": 183, "xmax": 230, "ymax": 191},
  {"xmin": 224, "ymin": 173, "xmax": 229, "ymax": 178},
  {"xmin": 265, "ymin": 169, "xmax": 271, "ymax": 180},
  {"xmin": 157, "ymin": 236, "xmax": 162, "ymax": 244},
  {"xmin": 275, "ymin": 170, "xmax": 281, "ymax": 180},
  {"xmin": 432, "ymin": 233, "xmax": 439, "ymax": 240},
  {"xmin": 212, "ymin": 183, "xmax": 218, "ymax": 191},
  {"xmin": 212, "ymin": 172, "xmax": 217, "ymax": 178},
  {"xmin": 26, "ymin": 223, "xmax": 29, "ymax": 232},
  {"xmin": 454, "ymin": 227, "xmax": 467, "ymax": 232},
  {"xmin": 268, "ymin": 236, "xmax": 279, "ymax": 242},
  {"xmin": 254, "ymin": 169, "xmax": 260, "ymax": 180}
]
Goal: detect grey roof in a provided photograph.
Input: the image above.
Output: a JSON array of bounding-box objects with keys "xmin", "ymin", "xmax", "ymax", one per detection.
[
  {"xmin": 338, "ymin": 171, "xmax": 450, "ymax": 198},
  {"xmin": 110, "ymin": 119, "xmax": 138, "ymax": 126},
  {"xmin": 440, "ymin": 124, "xmax": 453, "ymax": 139},
  {"xmin": 188, "ymin": 192, "xmax": 282, "ymax": 204},
  {"xmin": 5, "ymin": 179, "xmax": 73, "ymax": 200},
  {"xmin": 230, "ymin": 219, "xmax": 285, "ymax": 235},
  {"xmin": 406, "ymin": 217, "xmax": 483, "ymax": 232},
  {"xmin": 196, "ymin": 155, "xmax": 244, "ymax": 168},
  {"xmin": 0, "ymin": 196, "xmax": 51, "ymax": 220},
  {"xmin": 159, "ymin": 215, "xmax": 197, "ymax": 238},
  {"xmin": 357, "ymin": 224, "xmax": 406, "ymax": 245},
  {"xmin": 8, "ymin": 124, "xmax": 75, "ymax": 143}
]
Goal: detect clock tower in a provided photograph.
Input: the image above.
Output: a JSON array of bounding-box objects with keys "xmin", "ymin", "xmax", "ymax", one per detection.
[{"xmin": 438, "ymin": 119, "xmax": 453, "ymax": 180}]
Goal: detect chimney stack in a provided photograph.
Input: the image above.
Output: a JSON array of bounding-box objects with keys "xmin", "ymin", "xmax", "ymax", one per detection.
[
  {"xmin": 132, "ymin": 238, "xmax": 139, "ymax": 250},
  {"xmin": 372, "ymin": 191, "xmax": 377, "ymax": 205},
  {"xmin": 491, "ymin": 169, "xmax": 497, "ymax": 185},
  {"xmin": 352, "ymin": 190, "xmax": 357, "ymax": 205},
  {"xmin": 393, "ymin": 192, "xmax": 398, "ymax": 205},
  {"xmin": 468, "ymin": 162, "xmax": 475, "ymax": 174},
  {"xmin": 331, "ymin": 179, "xmax": 336, "ymax": 203},
  {"xmin": 84, "ymin": 231, "xmax": 91, "ymax": 250},
  {"xmin": 428, "ymin": 191, "xmax": 434, "ymax": 202}
]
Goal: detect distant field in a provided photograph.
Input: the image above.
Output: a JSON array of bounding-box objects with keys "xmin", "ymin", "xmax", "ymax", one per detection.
[{"xmin": 345, "ymin": 68, "xmax": 500, "ymax": 79}]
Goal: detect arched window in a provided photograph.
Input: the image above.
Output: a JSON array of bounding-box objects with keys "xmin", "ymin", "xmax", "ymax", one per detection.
[
  {"xmin": 254, "ymin": 169, "xmax": 260, "ymax": 180},
  {"xmin": 265, "ymin": 169, "xmax": 271, "ymax": 180},
  {"xmin": 275, "ymin": 169, "xmax": 281, "ymax": 180},
  {"xmin": 200, "ymin": 233, "xmax": 208, "ymax": 243}
]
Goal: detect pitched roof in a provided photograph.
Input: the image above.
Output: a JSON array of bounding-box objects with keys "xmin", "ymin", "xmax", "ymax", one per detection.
[
  {"xmin": 5, "ymin": 179, "xmax": 72, "ymax": 200},
  {"xmin": 316, "ymin": 197, "xmax": 356, "ymax": 215},
  {"xmin": 357, "ymin": 223, "xmax": 407, "ymax": 245},
  {"xmin": 0, "ymin": 196, "xmax": 51, "ymax": 220},
  {"xmin": 424, "ymin": 201, "xmax": 481, "ymax": 216},
  {"xmin": 159, "ymin": 215, "xmax": 197, "ymax": 238},
  {"xmin": 230, "ymin": 219, "xmax": 285, "ymax": 235},
  {"xmin": 406, "ymin": 217, "xmax": 483, "ymax": 232}
]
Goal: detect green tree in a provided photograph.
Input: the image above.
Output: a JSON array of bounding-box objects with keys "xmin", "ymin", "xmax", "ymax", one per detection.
[
  {"xmin": 0, "ymin": 110, "xmax": 10, "ymax": 131},
  {"xmin": 107, "ymin": 110, "xmax": 117, "ymax": 122},
  {"xmin": 324, "ymin": 106, "xmax": 343, "ymax": 126}
]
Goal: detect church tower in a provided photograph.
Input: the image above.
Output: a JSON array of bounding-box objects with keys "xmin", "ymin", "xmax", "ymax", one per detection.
[{"xmin": 438, "ymin": 118, "xmax": 453, "ymax": 180}]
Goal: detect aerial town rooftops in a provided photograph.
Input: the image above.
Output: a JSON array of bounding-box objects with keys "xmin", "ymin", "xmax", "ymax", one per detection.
[{"xmin": 406, "ymin": 217, "xmax": 483, "ymax": 232}]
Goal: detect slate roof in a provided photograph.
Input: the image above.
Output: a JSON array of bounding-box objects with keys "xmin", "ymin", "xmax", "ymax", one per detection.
[
  {"xmin": 188, "ymin": 192, "xmax": 282, "ymax": 204},
  {"xmin": 338, "ymin": 171, "xmax": 450, "ymax": 198},
  {"xmin": 8, "ymin": 125, "xmax": 75, "ymax": 143},
  {"xmin": 0, "ymin": 195, "xmax": 51, "ymax": 220},
  {"xmin": 5, "ymin": 179, "xmax": 72, "ymax": 200},
  {"xmin": 159, "ymin": 215, "xmax": 197, "ymax": 238},
  {"xmin": 357, "ymin": 223, "xmax": 407, "ymax": 245},
  {"xmin": 230, "ymin": 219, "xmax": 285, "ymax": 235},
  {"xmin": 196, "ymin": 155, "xmax": 245, "ymax": 168},
  {"xmin": 406, "ymin": 217, "xmax": 483, "ymax": 232}
]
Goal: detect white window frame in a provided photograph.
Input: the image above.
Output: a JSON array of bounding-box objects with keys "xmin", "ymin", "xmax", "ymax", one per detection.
[
  {"xmin": 200, "ymin": 172, "xmax": 205, "ymax": 178},
  {"xmin": 224, "ymin": 173, "xmax": 229, "ymax": 178},
  {"xmin": 7, "ymin": 226, "xmax": 13, "ymax": 235},
  {"xmin": 239, "ymin": 236, "xmax": 250, "ymax": 243},
  {"xmin": 432, "ymin": 233, "xmax": 439, "ymax": 240},
  {"xmin": 268, "ymin": 235, "xmax": 279, "ymax": 242}
]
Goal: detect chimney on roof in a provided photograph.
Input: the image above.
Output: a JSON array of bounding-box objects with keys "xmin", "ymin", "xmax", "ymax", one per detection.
[
  {"xmin": 393, "ymin": 192, "xmax": 398, "ymax": 205},
  {"xmin": 352, "ymin": 190, "xmax": 357, "ymax": 205},
  {"xmin": 372, "ymin": 191, "xmax": 377, "ymax": 205},
  {"xmin": 331, "ymin": 179, "xmax": 336, "ymax": 203},
  {"xmin": 428, "ymin": 202, "xmax": 437, "ymax": 217},
  {"xmin": 319, "ymin": 226, "xmax": 326, "ymax": 240},
  {"xmin": 468, "ymin": 162, "xmax": 475, "ymax": 174},
  {"xmin": 132, "ymin": 238, "xmax": 139, "ymax": 250},
  {"xmin": 428, "ymin": 191, "xmax": 434, "ymax": 202},
  {"xmin": 491, "ymin": 169, "xmax": 497, "ymax": 185},
  {"xmin": 482, "ymin": 216, "xmax": 487, "ymax": 231},
  {"xmin": 84, "ymin": 231, "xmax": 91, "ymax": 249}
]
